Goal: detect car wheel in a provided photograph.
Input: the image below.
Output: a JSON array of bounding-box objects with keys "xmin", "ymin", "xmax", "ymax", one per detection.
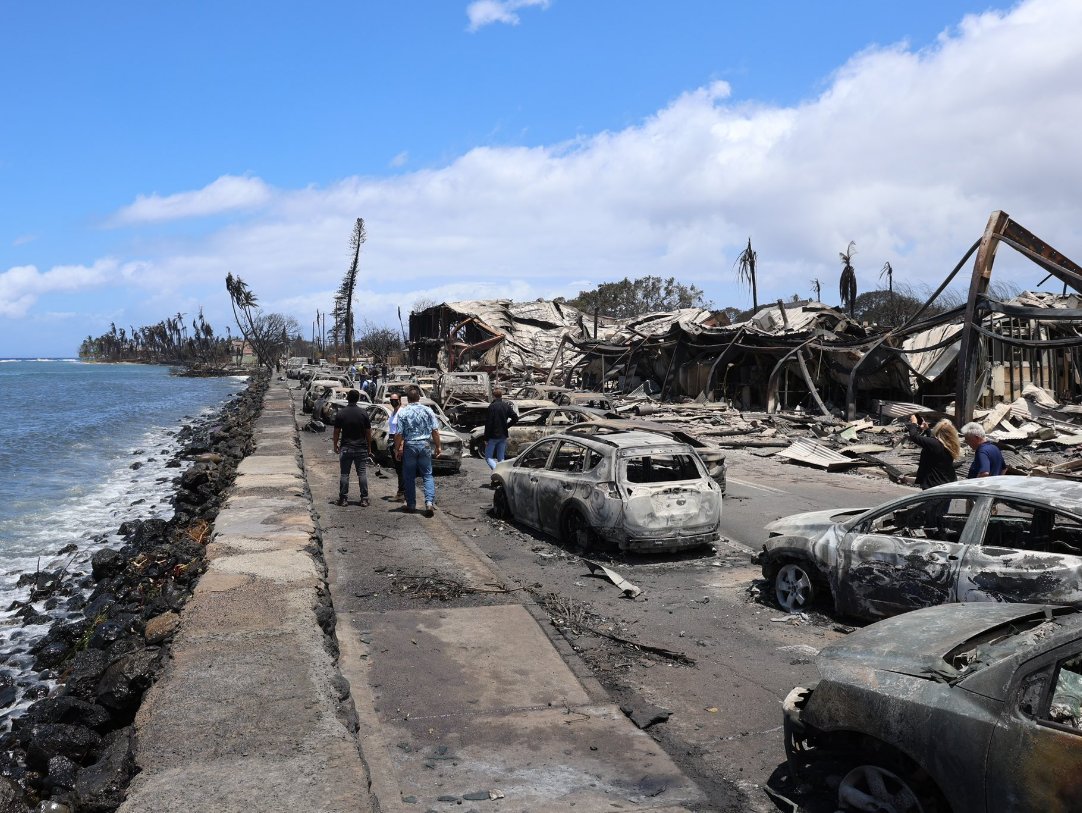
[
  {"xmin": 560, "ymin": 507, "xmax": 594, "ymax": 550},
  {"xmin": 774, "ymin": 562, "xmax": 817, "ymax": 613},
  {"xmin": 492, "ymin": 484, "xmax": 512, "ymax": 520},
  {"xmin": 838, "ymin": 760, "xmax": 947, "ymax": 813}
]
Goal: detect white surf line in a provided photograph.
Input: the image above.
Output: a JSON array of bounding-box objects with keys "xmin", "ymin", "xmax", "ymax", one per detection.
[{"xmin": 728, "ymin": 477, "xmax": 786, "ymax": 494}]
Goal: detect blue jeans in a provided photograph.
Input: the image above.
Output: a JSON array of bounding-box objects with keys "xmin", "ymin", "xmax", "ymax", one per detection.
[
  {"xmin": 339, "ymin": 447, "xmax": 369, "ymax": 500},
  {"xmin": 402, "ymin": 441, "xmax": 435, "ymax": 509},
  {"xmin": 485, "ymin": 437, "xmax": 508, "ymax": 471}
]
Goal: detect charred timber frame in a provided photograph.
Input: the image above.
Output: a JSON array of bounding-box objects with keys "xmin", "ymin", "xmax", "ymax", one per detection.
[{"xmin": 955, "ymin": 211, "xmax": 1082, "ymax": 425}]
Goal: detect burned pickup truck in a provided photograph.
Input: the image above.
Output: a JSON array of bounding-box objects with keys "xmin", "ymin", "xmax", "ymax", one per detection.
[
  {"xmin": 757, "ymin": 477, "xmax": 1082, "ymax": 619},
  {"xmin": 783, "ymin": 603, "xmax": 1082, "ymax": 813}
]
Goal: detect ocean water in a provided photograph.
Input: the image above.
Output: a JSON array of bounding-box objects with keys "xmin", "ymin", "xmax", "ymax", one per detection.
[{"xmin": 0, "ymin": 359, "xmax": 246, "ymax": 712}]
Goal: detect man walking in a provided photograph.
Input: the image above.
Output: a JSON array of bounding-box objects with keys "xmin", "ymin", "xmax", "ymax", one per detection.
[
  {"xmin": 960, "ymin": 422, "xmax": 1006, "ymax": 478},
  {"xmin": 483, "ymin": 387, "xmax": 518, "ymax": 470},
  {"xmin": 394, "ymin": 386, "xmax": 441, "ymax": 516},
  {"xmin": 332, "ymin": 390, "xmax": 374, "ymax": 506},
  {"xmin": 387, "ymin": 393, "xmax": 406, "ymax": 501}
]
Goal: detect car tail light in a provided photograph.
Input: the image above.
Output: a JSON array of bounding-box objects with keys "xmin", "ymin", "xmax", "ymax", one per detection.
[{"xmin": 596, "ymin": 481, "xmax": 620, "ymax": 499}]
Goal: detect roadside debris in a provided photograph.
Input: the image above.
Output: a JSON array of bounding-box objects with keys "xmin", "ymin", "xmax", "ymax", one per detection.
[
  {"xmin": 582, "ymin": 559, "xmax": 643, "ymax": 598},
  {"xmin": 619, "ymin": 701, "xmax": 672, "ymax": 730}
]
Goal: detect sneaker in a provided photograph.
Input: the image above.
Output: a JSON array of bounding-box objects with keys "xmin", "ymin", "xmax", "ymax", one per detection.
[
  {"xmin": 424, "ymin": 502, "xmax": 435, "ymax": 517},
  {"xmin": 336, "ymin": 497, "xmax": 347, "ymax": 507},
  {"xmin": 360, "ymin": 498, "xmax": 370, "ymax": 507},
  {"xmin": 394, "ymin": 491, "xmax": 405, "ymax": 502}
]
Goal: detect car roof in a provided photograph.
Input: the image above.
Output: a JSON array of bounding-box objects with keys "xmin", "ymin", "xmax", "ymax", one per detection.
[
  {"xmin": 546, "ymin": 429, "xmax": 694, "ymax": 451},
  {"xmin": 925, "ymin": 476, "xmax": 1082, "ymax": 511}
]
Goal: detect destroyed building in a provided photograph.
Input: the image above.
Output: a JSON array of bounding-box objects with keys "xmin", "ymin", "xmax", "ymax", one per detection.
[{"xmin": 409, "ymin": 211, "xmax": 1082, "ymax": 424}]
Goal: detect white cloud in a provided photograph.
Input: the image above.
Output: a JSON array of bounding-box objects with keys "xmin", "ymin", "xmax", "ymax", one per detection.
[
  {"xmin": 466, "ymin": 0, "xmax": 550, "ymax": 31},
  {"xmin": 13, "ymin": 234, "xmax": 38, "ymax": 247},
  {"xmin": 11, "ymin": 0, "xmax": 1082, "ymax": 349},
  {"xmin": 111, "ymin": 175, "xmax": 272, "ymax": 225},
  {"xmin": 0, "ymin": 260, "xmax": 115, "ymax": 317},
  {"xmin": 390, "ymin": 151, "xmax": 410, "ymax": 168}
]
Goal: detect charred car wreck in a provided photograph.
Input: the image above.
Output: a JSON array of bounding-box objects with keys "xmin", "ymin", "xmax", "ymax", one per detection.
[
  {"xmin": 784, "ymin": 603, "xmax": 1082, "ymax": 813},
  {"xmin": 491, "ymin": 429, "xmax": 722, "ymax": 553},
  {"xmin": 758, "ymin": 477, "xmax": 1082, "ymax": 619}
]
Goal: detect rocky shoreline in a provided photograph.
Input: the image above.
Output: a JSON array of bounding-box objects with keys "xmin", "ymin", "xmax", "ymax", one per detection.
[{"xmin": 0, "ymin": 373, "xmax": 269, "ymax": 812}]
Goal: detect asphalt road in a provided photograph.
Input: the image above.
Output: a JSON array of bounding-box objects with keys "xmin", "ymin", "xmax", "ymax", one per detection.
[{"xmin": 300, "ymin": 408, "xmax": 914, "ymax": 812}]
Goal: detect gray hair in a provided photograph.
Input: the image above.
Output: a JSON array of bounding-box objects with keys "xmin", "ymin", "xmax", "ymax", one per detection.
[{"xmin": 960, "ymin": 422, "xmax": 986, "ymax": 440}]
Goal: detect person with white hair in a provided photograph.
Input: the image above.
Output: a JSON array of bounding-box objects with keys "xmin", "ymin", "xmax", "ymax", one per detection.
[{"xmin": 960, "ymin": 422, "xmax": 1005, "ymax": 478}]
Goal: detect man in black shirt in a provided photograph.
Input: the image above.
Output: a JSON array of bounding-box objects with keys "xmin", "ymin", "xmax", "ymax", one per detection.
[
  {"xmin": 484, "ymin": 387, "xmax": 518, "ymax": 470},
  {"xmin": 332, "ymin": 390, "xmax": 373, "ymax": 506}
]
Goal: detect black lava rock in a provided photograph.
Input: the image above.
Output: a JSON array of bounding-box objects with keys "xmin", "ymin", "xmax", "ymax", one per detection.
[
  {"xmin": 90, "ymin": 549, "xmax": 125, "ymax": 580},
  {"xmin": 74, "ymin": 727, "xmax": 134, "ymax": 812},
  {"xmin": 25, "ymin": 724, "xmax": 101, "ymax": 769}
]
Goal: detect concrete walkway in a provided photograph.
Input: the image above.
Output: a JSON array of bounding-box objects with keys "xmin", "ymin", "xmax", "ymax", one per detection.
[
  {"xmin": 299, "ymin": 389, "xmax": 710, "ymax": 811},
  {"xmin": 119, "ymin": 383, "xmax": 374, "ymax": 813},
  {"xmin": 119, "ymin": 379, "xmax": 709, "ymax": 812}
]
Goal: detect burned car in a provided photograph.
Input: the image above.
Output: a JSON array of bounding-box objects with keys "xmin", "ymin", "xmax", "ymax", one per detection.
[
  {"xmin": 783, "ymin": 603, "xmax": 1082, "ymax": 813},
  {"xmin": 517, "ymin": 385, "xmax": 615, "ymax": 411},
  {"xmin": 758, "ymin": 477, "xmax": 1082, "ymax": 619},
  {"xmin": 491, "ymin": 430, "xmax": 722, "ymax": 553},
  {"xmin": 467, "ymin": 405, "xmax": 615, "ymax": 458},
  {"xmin": 365, "ymin": 404, "xmax": 464, "ymax": 474}
]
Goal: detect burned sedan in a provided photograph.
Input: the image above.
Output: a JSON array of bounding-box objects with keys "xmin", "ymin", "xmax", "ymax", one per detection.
[
  {"xmin": 783, "ymin": 603, "xmax": 1082, "ymax": 813},
  {"xmin": 757, "ymin": 477, "xmax": 1082, "ymax": 619},
  {"xmin": 491, "ymin": 430, "xmax": 721, "ymax": 553}
]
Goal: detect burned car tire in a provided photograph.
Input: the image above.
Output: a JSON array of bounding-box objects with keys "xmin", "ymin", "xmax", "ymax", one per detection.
[
  {"xmin": 560, "ymin": 507, "xmax": 594, "ymax": 550},
  {"xmin": 838, "ymin": 758, "xmax": 948, "ymax": 813},
  {"xmin": 774, "ymin": 562, "xmax": 818, "ymax": 613},
  {"xmin": 492, "ymin": 485, "xmax": 512, "ymax": 520}
]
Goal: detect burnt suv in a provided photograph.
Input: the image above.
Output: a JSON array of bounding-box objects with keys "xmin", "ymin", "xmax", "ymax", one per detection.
[{"xmin": 491, "ymin": 429, "xmax": 722, "ymax": 553}]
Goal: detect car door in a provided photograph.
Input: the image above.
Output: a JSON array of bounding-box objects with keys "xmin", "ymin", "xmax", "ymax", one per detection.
[
  {"xmin": 507, "ymin": 439, "xmax": 557, "ymax": 529},
  {"xmin": 957, "ymin": 498, "xmax": 1082, "ymax": 606},
  {"xmin": 835, "ymin": 495, "xmax": 977, "ymax": 618},
  {"xmin": 533, "ymin": 441, "xmax": 594, "ymax": 536},
  {"xmin": 985, "ymin": 642, "xmax": 1082, "ymax": 812},
  {"xmin": 506, "ymin": 410, "xmax": 548, "ymax": 456}
]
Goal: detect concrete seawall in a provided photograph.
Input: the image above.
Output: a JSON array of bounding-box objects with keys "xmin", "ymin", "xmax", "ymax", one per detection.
[{"xmin": 118, "ymin": 383, "xmax": 374, "ymax": 813}]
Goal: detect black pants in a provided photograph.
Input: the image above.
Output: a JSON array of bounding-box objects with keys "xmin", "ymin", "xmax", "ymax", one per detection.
[{"xmin": 339, "ymin": 447, "xmax": 369, "ymax": 500}]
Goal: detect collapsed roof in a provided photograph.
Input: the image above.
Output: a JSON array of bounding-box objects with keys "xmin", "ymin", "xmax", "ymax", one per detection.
[{"xmin": 408, "ymin": 212, "xmax": 1082, "ymax": 419}]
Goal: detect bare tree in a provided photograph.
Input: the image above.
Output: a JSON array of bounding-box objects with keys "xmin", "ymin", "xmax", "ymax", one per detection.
[
  {"xmin": 338, "ymin": 218, "xmax": 365, "ymax": 361},
  {"xmin": 734, "ymin": 238, "xmax": 759, "ymax": 312},
  {"xmin": 838, "ymin": 241, "xmax": 858, "ymax": 318},
  {"xmin": 412, "ymin": 296, "xmax": 438, "ymax": 314},
  {"xmin": 357, "ymin": 321, "xmax": 403, "ymax": 366},
  {"xmin": 810, "ymin": 278, "xmax": 822, "ymax": 302}
]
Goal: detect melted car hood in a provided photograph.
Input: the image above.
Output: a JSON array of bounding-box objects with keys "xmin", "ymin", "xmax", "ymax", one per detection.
[
  {"xmin": 817, "ymin": 603, "xmax": 1071, "ymax": 684},
  {"xmin": 764, "ymin": 507, "xmax": 867, "ymax": 538}
]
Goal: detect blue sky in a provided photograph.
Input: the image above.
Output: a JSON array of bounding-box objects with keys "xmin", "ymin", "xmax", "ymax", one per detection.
[{"xmin": 2, "ymin": 0, "xmax": 1080, "ymax": 356}]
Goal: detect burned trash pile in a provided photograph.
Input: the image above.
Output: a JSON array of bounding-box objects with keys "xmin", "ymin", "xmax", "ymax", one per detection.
[{"xmin": 0, "ymin": 375, "xmax": 267, "ymax": 813}]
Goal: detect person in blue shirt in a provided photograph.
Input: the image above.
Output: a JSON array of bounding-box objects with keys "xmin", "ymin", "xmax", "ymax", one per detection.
[
  {"xmin": 393, "ymin": 386, "xmax": 442, "ymax": 515},
  {"xmin": 960, "ymin": 422, "xmax": 1005, "ymax": 478}
]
